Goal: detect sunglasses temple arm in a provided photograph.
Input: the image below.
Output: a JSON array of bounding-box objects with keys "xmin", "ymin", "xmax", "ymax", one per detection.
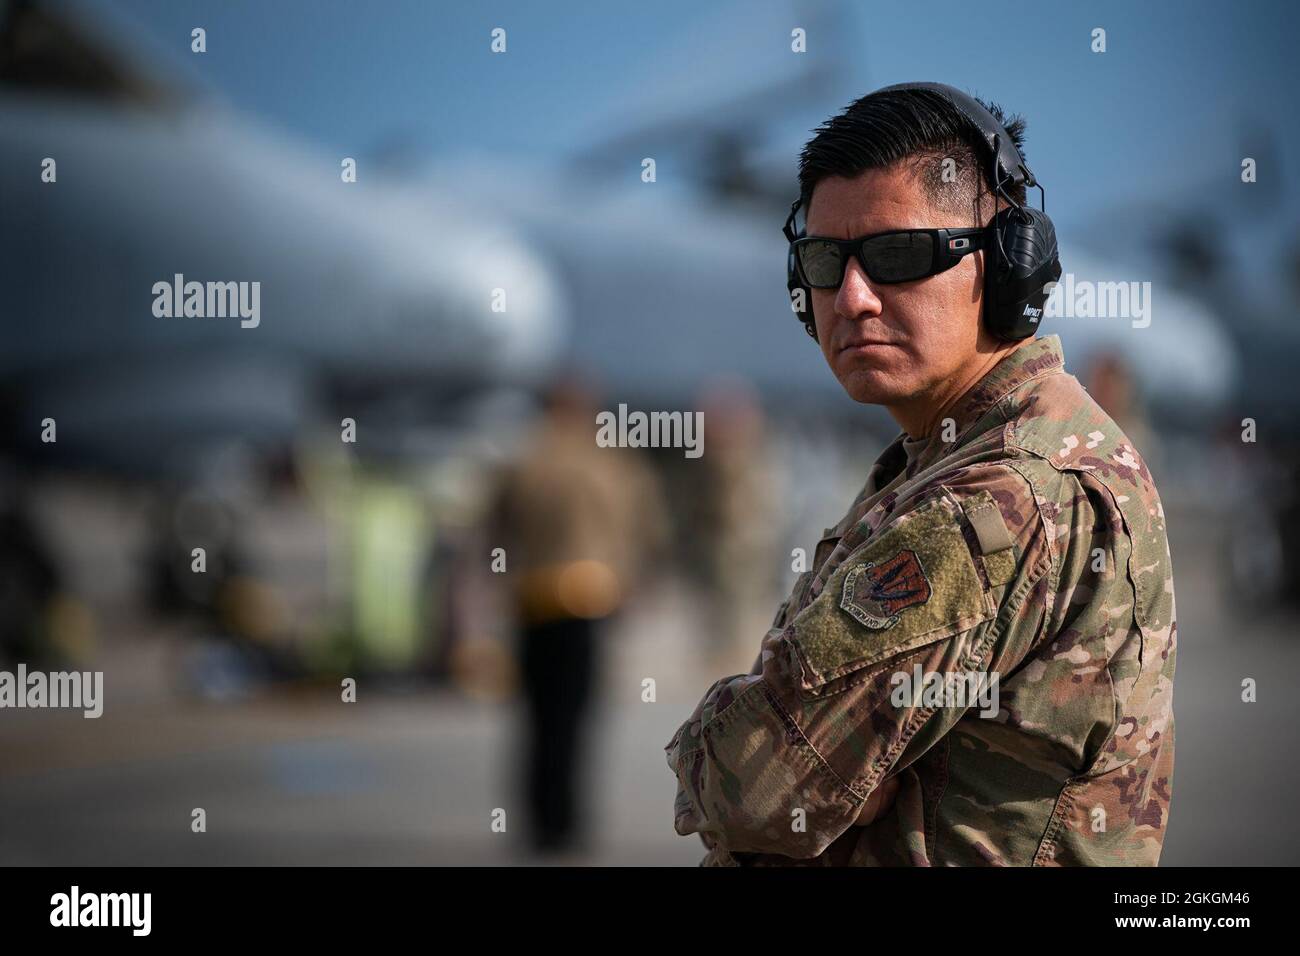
[{"xmin": 782, "ymin": 198, "xmax": 802, "ymax": 242}]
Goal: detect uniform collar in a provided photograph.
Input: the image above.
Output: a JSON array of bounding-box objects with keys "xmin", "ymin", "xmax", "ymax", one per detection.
[{"xmin": 897, "ymin": 334, "xmax": 1066, "ymax": 471}]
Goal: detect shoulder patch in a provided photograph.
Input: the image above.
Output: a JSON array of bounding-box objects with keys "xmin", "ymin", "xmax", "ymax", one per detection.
[
  {"xmin": 841, "ymin": 549, "xmax": 931, "ymax": 629},
  {"xmin": 790, "ymin": 493, "xmax": 996, "ymax": 689}
]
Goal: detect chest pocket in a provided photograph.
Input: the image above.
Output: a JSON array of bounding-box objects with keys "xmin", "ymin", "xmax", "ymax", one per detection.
[{"xmin": 787, "ymin": 492, "xmax": 996, "ymax": 691}]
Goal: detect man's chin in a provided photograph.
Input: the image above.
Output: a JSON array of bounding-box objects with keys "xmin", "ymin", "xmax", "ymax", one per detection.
[{"xmin": 833, "ymin": 366, "xmax": 911, "ymax": 406}]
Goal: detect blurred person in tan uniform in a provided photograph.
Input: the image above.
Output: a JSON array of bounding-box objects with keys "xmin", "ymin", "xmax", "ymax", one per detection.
[
  {"xmin": 1084, "ymin": 350, "xmax": 1162, "ymax": 477},
  {"xmin": 488, "ymin": 375, "xmax": 667, "ymax": 853},
  {"xmin": 680, "ymin": 381, "xmax": 779, "ymax": 670}
]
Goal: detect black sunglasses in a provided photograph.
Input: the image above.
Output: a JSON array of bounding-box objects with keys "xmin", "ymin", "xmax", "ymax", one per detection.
[{"xmin": 791, "ymin": 227, "xmax": 987, "ymax": 288}]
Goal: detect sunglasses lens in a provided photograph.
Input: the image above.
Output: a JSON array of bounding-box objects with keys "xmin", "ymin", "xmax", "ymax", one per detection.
[
  {"xmin": 797, "ymin": 240, "xmax": 846, "ymax": 288},
  {"xmin": 862, "ymin": 232, "xmax": 935, "ymax": 282}
]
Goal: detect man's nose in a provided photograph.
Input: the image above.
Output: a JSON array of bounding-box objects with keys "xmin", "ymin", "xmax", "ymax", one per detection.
[{"xmin": 835, "ymin": 256, "xmax": 884, "ymax": 319}]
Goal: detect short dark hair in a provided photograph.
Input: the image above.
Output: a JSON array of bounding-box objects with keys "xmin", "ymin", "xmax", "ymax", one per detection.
[{"xmin": 797, "ymin": 87, "xmax": 1028, "ymax": 225}]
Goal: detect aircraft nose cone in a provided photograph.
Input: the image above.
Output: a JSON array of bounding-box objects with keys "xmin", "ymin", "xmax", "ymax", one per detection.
[{"xmin": 444, "ymin": 223, "xmax": 569, "ymax": 381}]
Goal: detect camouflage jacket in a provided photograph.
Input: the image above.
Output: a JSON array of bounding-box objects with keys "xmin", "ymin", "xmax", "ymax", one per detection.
[{"xmin": 664, "ymin": 335, "xmax": 1176, "ymax": 865}]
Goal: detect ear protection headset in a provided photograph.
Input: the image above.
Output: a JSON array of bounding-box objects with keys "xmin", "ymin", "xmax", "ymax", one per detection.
[{"xmin": 783, "ymin": 81, "xmax": 1062, "ymax": 342}]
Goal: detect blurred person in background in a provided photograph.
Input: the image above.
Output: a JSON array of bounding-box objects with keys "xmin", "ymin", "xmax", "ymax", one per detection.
[
  {"xmin": 1084, "ymin": 350, "xmax": 1161, "ymax": 477},
  {"xmin": 0, "ymin": 483, "xmax": 61, "ymax": 667},
  {"xmin": 679, "ymin": 380, "xmax": 779, "ymax": 672},
  {"xmin": 487, "ymin": 374, "xmax": 667, "ymax": 855}
]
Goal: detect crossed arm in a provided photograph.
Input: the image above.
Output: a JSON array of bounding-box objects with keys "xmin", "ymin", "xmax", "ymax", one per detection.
[{"xmin": 668, "ymin": 468, "xmax": 1050, "ymax": 859}]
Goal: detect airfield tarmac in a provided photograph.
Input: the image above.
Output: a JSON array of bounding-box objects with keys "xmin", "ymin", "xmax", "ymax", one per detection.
[{"xmin": 1, "ymin": 498, "xmax": 1296, "ymax": 866}]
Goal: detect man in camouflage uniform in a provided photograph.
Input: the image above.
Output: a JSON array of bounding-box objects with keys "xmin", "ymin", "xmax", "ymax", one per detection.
[{"xmin": 664, "ymin": 86, "xmax": 1176, "ymax": 866}]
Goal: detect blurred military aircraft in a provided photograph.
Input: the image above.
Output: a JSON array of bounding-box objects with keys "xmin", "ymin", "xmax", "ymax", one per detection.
[
  {"xmin": 1070, "ymin": 121, "xmax": 1300, "ymax": 607},
  {"xmin": 0, "ymin": 0, "xmax": 566, "ymax": 663},
  {"xmin": 0, "ymin": 0, "xmax": 565, "ymax": 474},
  {"xmin": 1074, "ymin": 119, "xmax": 1296, "ymax": 427}
]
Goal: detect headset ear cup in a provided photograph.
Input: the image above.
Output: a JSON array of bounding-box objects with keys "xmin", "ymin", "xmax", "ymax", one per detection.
[
  {"xmin": 788, "ymin": 246, "xmax": 819, "ymax": 341},
  {"xmin": 983, "ymin": 206, "xmax": 1061, "ymax": 340},
  {"xmin": 796, "ymin": 285, "xmax": 818, "ymax": 341},
  {"xmin": 787, "ymin": 283, "xmax": 818, "ymax": 341}
]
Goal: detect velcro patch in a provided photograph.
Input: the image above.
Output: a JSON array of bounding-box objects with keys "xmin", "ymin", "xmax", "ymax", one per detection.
[
  {"xmin": 789, "ymin": 493, "xmax": 995, "ymax": 688},
  {"xmin": 961, "ymin": 490, "xmax": 1018, "ymax": 587},
  {"xmin": 963, "ymin": 493, "xmax": 1015, "ymax": 555}
]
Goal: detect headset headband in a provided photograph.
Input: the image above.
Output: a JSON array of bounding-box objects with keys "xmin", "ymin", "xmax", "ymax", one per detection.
[{"xmin": 875, "ymin": 81, "xmax": 1036, "ymax": 192}]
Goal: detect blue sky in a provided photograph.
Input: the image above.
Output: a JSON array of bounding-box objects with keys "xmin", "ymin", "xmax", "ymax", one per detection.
[
  {"xmin": 77, "ymin": 0, "xmax": 1296, "ymax": 269},
  {"xmin": 93, "ymin": 0, "xmax": 1294, "ymax": 210}
]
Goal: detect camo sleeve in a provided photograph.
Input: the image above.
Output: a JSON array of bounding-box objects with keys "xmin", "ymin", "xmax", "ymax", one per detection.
[{"xmin": 664, "ymin": 465, "xmax": 1052, "ymax": 859}]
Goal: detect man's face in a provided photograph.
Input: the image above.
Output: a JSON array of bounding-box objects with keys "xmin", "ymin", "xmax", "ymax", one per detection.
[{"xmin": 804, "ymin": 163, "xmax": 989, "ymax": 406}]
